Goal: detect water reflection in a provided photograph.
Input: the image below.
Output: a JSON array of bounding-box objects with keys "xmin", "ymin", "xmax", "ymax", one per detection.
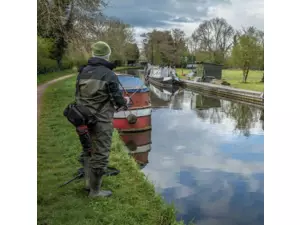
[
  {"xmin": 144, "ymin": 83, "xmax": 264, "ymax": 225},
  {"xmin": 149, "ymin": 83, "xmax": 263, "ymax": 136},
  {"xmin": 119, "ymin": 129, "xmax": 152, "ymax": 169}
]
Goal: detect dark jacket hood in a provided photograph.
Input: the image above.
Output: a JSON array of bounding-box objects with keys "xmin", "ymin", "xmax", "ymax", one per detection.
[
  {"xmin": 87, "ymin": 57, "xmax": 116, "ymax": 70},
  {"xmin": 77, "ymin": 57, "xmax": 116, "ymax": 73}
]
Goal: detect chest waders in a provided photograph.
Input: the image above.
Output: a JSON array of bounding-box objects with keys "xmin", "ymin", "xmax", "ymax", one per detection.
[
  {"xmin": 62, "ymin": 76, "xmax": 122, "ymax": 196},
  {"xmin": 62, "ymin": 71, "xmax": 131, "ymax": 197},
  {"xmin": 62, "ymin": 78, "xmax": 112, "ymax": 193}
]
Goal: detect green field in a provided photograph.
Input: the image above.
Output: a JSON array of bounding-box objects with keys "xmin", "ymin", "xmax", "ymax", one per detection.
[
  {"xmin": 37, "ymin": 66, "xmax": 143, "ymax": 85},
  {"xmin": 37, "ymin": 77, "xmax": 185, "ymax": 225},
  {"xmin": 176, "ymin": 68, "xmax": 264, "ymax": 92}
]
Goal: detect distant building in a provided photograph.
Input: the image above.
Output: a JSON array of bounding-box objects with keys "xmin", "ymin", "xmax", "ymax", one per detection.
[{"xmin": 196, "ymin": 62, "xmax": 223, "ymax": 82}]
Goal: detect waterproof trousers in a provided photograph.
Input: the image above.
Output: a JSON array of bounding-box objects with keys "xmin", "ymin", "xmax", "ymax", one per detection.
[{"xmin": 78, "ymin": 121, "xmax": 113, "ymax": 172}]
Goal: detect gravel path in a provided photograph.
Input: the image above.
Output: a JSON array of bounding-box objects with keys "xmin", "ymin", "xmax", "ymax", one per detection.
[{"xmin": 37, "ymin": 74, "xmax": 75, "ymax": 119}]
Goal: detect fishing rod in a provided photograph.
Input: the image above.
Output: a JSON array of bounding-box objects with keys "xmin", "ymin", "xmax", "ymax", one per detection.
[{"xmin": 117, "ymin": 78, "xmax": 146, "ymax": 108}]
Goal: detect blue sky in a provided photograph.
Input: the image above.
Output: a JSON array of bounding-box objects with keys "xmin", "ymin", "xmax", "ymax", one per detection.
[{"xmin": 103, "ymin": 0, "xmax": 264, "ymax": 44}]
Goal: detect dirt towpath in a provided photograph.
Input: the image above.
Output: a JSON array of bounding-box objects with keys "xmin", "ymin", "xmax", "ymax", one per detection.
[{"xmin": 37, "ymin": 74, "xmax": 75, "ymax": 120}]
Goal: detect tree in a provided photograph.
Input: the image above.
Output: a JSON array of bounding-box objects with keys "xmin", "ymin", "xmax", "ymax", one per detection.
[
  {"xmin": 37, "ymin": 0, "xmax": 108, "ymax": 68},
  {"xmin": 171, "ymin": 29, "xmax": 187, "ymax": 65},
  {"xmin": 192, "ymin": 17, "xmax": 235, "ymax": 64},
  {"xmin": 142, "ymin": 30, "xmax": 175, "ymax": 65},
  {"xmin": 125, "ymin": 43, "xmax": 140, "ymax": 62},
  {"xmin": 99, "ymin": 19, "xmax": 135, "ymax": 64},
  {"xmin": 231, "ymin": 27, "xmax": 263, "ymax": 82}
]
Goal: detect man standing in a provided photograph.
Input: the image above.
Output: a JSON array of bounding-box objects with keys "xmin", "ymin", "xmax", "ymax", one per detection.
[{"xmin": 75, "ymin": 41, "xmax": 128, "ymax": 198}]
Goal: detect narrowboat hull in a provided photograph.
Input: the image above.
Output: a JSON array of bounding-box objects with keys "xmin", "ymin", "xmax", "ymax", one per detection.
[
  {"xmin": 113, "ymin": 74, "xmax": 152, "ymax": 132},
  {"xmin": 113, "ymin": 114, "xmax": 151, "ymax": 132}
]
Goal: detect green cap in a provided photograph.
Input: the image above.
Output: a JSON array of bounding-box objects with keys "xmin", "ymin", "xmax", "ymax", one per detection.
[{"xmin": 91, "ymin": 41, "xmax": 111, "ymax": 57}]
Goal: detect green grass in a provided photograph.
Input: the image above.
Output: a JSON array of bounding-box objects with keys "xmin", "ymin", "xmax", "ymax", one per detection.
[
  {"xmin": 176, "ymin": 68, "xmax": 264, "ymax": 92},
  {"xmin": 221, "ymin": 70, "xmax": 264, "ymax": 92},
  {"xmin": 37, "ymin": 66, "xmax": 144, "ymax": 85},
  {"xmin": 37, "ymin": 76, "xmax": 185, "ymax": 225}
]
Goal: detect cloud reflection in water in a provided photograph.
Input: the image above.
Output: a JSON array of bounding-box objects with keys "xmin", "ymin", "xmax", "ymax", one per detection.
[{"xmin": 144, "ymin": 88, "xmax": 264, "ymax": 225}]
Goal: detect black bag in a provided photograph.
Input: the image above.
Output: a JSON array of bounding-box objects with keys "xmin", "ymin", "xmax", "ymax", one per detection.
[{"xmin": 63, "ymin": 102, "xmax": 97, "ymax": 127}]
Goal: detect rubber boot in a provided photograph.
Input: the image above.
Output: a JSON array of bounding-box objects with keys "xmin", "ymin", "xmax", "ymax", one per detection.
[
  {"xmin": 83, "ymin": 156, "xmax": 90, "ymax": 191},
  {"xmin": 89, "ymin": 169, "xmax": 112, "ymax": 198}
]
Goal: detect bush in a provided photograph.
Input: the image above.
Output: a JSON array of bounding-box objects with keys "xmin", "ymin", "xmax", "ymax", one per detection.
[
  {"xmin": 37, "ymin": 36, "xmax": 86, "ymax": 74},
  {"xmin": 61, "ymin": 57, "xmax": 74, "ymax": 70},
  {"xmin": 37, "ymin": 57, "xmax": 58, "ymax": 74},
  {"xmin": 37, "ymin": 36, "xmax": 59, "ymax": 74}
]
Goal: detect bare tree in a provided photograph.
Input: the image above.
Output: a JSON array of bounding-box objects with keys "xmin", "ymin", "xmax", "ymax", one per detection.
[
  {"xmin": 192, "ymin": 17, "xmax": 235, "ymax": 64},
  {"xmin": 171, "ymin": 28, "xmax": 187, "ymax": 65},
  {"xmin": 37, "ymin": 0, "xmax": 108, "ymax": 67}
]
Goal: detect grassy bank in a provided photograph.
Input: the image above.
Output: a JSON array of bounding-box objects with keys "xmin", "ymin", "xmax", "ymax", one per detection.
[
  {"xmin": 176, "ymin": 68, "xmax": 264, "ymax": 92},
  {"xmin": 37, "ymin": 66, "xmax": 144, "ymax": 85},
  {"xmin": 37, "ymin": 77, "xmax": 184, "ymax": 225}
]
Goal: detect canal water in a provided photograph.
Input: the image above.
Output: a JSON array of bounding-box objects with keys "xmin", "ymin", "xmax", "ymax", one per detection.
[{"xmin": 119, "ymin": 70, "xmax": 264, "ymax": 225}]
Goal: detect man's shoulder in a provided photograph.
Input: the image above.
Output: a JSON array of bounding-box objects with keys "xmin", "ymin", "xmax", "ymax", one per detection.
[
  {"xmin": 94, "ymin": 65, "xmax": 115, "ymax": 75},
  {"xmin": 79, "ymin": 65, "xmax": 115, "ymax": 81}
]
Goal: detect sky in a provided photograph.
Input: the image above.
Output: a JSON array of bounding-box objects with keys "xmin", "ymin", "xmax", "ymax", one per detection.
[{"xmin": 103, "ymin": 0, "xmax": 264, "ymax": 46}]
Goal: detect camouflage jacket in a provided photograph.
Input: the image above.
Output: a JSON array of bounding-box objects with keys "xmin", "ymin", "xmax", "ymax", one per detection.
[{"xmin": 75, "ymin": 57, "xmax": 126, "ymax": 122}]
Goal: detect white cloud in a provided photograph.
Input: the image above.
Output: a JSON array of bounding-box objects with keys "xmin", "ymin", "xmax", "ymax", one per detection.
[
  {"xmin": 133, "ymin": 0, "xmax": 264, "ymax": 46},
  {"xmin": 206, "ymin": 0, "xmax": 264, "ymax": 30}
]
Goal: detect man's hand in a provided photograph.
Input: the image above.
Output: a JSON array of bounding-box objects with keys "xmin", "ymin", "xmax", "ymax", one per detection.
[
  {"xmin": 116, "ymin": 96, "xmax": 131, "ymax": 112},
  {"xmin": 124, "ymin": 96, "xmax": 131, "ymax": 105}
]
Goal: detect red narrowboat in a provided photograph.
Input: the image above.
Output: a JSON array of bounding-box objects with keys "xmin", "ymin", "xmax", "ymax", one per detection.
[{"xmin": 113, "ymin": 74, "xmax": 152, "ymax": 132}]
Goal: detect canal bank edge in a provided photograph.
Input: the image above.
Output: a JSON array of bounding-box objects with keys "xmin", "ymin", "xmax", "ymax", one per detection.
[
  {"xmin": 182, "ymin": 79, "xmax": 264, "ymax": 106},
  {"xmin": 37, "ymin": 76, "xmax": 185, "ymax": 225}
]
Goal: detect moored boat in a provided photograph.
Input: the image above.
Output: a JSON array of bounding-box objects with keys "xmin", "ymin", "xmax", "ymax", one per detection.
[
  {"xmin": 113, "ymin": 74, "xmax": 152, "ymax": 132},
  {"xmin": 145, "ymin": 64, "xmax": 182, "ymax": 87}
]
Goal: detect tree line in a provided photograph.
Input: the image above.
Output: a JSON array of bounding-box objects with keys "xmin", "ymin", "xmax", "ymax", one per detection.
[
  {"xmin": 141, "ymin": 18, "xmax": 264, "ymax": 82},
  {"xmin": 37, "ymin": 1, "xmax": 264, "ymax": 83},
  {"xmin": 37, "ymin": 0, "xmax": 139, "ymax": 74}
]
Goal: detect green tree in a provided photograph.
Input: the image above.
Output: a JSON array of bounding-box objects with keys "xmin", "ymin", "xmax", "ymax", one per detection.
[
  {"xmin": 231, "ymin": 27, "xmax": 263, "ymax": 82},
  {"xmin": 125, "ymin": 43, "xmax": 140, "ymax": 62},
  {"xmin": 141, "ymin": 30, "xmax": 176, "ymax": 65}
]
